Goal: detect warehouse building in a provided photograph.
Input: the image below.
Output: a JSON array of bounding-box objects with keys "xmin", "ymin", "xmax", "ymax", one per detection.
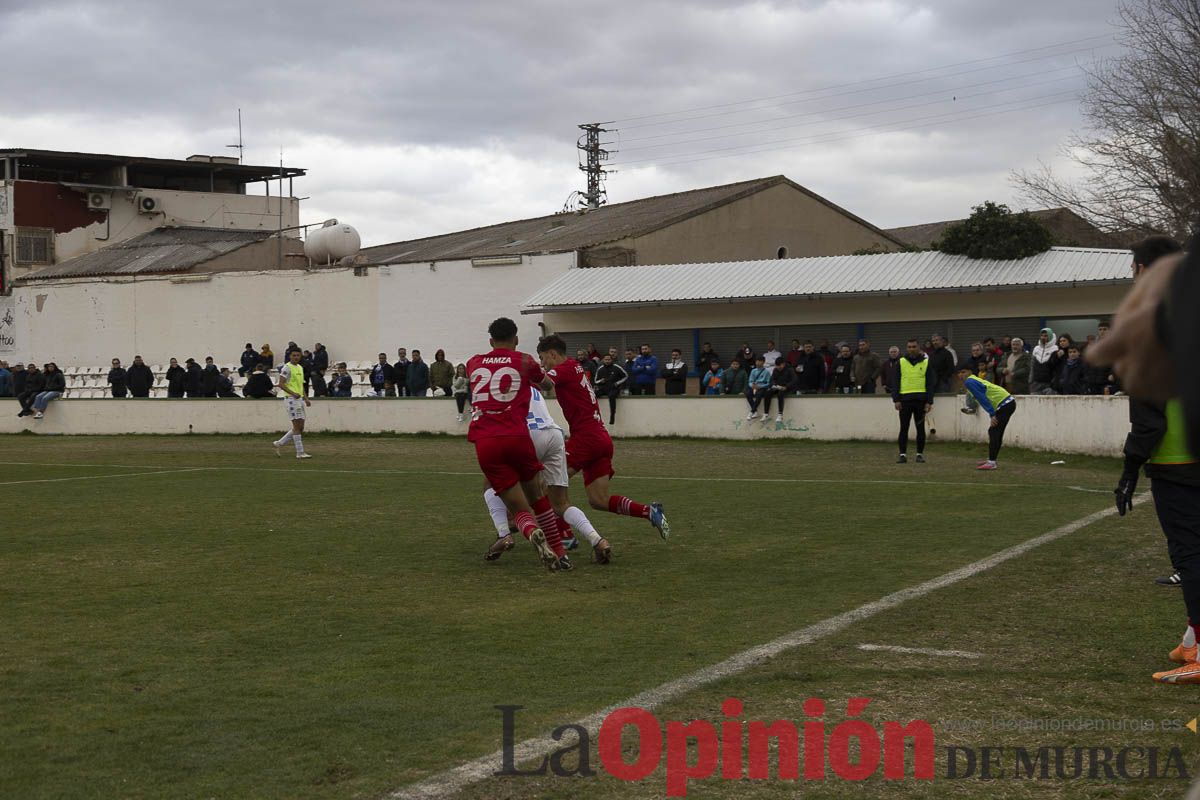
[{"xmin": 523, "ymin": 246, "xmax": 1133, "ymax": 374}]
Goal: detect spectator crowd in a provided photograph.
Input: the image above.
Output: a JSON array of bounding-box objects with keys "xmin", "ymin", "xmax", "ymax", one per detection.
[{"xmin": 0, "ymin": 324, "xmax": 1117, "ymax": 422}]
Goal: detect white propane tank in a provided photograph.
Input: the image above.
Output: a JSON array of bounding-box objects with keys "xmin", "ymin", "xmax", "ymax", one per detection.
[{"xmin": 305, "ymin": 219, "xmax": 361, "ymax": 264}]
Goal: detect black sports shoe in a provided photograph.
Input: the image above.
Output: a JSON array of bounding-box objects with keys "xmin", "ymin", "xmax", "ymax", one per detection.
[
  {"xmin": 896, "ymin": 453, "xmax": 907, "ymax": 464},
  {"xmin": 915, "ymin": 453, "xmax": 926, "ymax": 463},
  {"xmin": 1156, "ymin": 571, "xmax": 1183, "ymax": 587},
  {"xmin": 556, "ymin": 554, "xmax": 574, "ymax": 572}
]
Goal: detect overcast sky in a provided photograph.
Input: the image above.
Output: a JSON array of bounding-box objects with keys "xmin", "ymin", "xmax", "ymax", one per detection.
[{"xmin": 1, "ymin": 0, "xmax": 1124, "ymax": 246}]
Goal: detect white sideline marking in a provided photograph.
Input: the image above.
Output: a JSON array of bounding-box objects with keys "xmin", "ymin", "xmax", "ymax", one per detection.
[
  {"xmin": 383, "ymin": 499, "xmax": 1131, "ymax": 800},
  {"xmin": 0, "ymin": 467, "xmax": 210, "ymax": 486},
  {"xmin": 0, "ymin": 461, "xmax": 1108, "ymax": 492},
  {"xmin": 857, "ymin": 643, "xmax": 983, "ymax": 659}
]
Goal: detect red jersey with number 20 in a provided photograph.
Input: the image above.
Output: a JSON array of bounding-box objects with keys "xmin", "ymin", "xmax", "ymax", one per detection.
[
  {"xmin": 466, "ymin": 349, "xmax": 545, "ymax": 442},
  {"xmin": 545, "ymin": 358, "xmax": 606, "ymax": 435}
]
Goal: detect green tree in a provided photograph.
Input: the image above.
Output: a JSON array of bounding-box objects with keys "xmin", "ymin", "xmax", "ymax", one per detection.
[{"xmin": 936, "ymin": 202, "xmax": 1054, "ymax": 260}]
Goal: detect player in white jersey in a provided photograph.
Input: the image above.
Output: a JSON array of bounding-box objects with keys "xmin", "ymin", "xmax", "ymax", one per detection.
[
  {"xmin": 483, "ymin": 386, "xmax": 611, "ymax": 563},
  {"xmin": 272, "ymin": 349, "xmax": 313, "ymax": 459}
]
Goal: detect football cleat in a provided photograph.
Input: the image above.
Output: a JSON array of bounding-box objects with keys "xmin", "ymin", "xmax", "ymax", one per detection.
[
  {"xmin": 562, "ymin": 536, "xmax": 579, "ymax": 551},
  {"xmin": 915, "ymin": 453, "xmax": 926, "ymax": 463},
  {"xmin": 1156, "ymin": 571, "xmax": 1183, "ymax": 587},
  {"xmin": 273, "ymin": 443, "xmax": 281, "ymax": 457},
  {"xmin": 1170, "ymin": 643, "xmax": 1198, "ymax": 664},
  {"xmin": 529, "ymin": 529, "xmax": 558, "ymax": 571},
  {"xmin": 485, "ymin": 533, "xmax": 515, "ymax": 561},
  {"xmin": 556, "ymin": 554, "xmax": 574, "ymax": 572},
  {"xmin": 977, "ymin": 461, "xmax": 997, "ymax": 470},
  {"xmin": 649, "ymin": 503, "xmax": 670, "ymax": 540},
  {"xmin": 593, "ymin": 537, "xmax": 612, "ymax": 564},
  {"xmin": 1152, "ymin": 661, "xmax": 1200, "ymax": 684},
  {"xmin": 297, "ymin": 453, "xmax": 313, "ymax": 459},
  {"xmin": 896, "ymin": 453, "xmax": 908, "ymax": 464}
]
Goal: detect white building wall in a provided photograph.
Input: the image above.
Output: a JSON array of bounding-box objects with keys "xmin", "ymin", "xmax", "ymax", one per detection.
[
  {"xmin": 12, "ymin": 268, "xmax": 378, "ymax": 366},
  {"xmin": 0, "ymin": 395, "xmax": 1130, "ymax": 458},
  {"xmin": 52, "ymin": 189, "xmax": 300, "ymax": 265},
  {"xmin": 376, "ymin": 252, "xmax": 574, "ymax": 363}
]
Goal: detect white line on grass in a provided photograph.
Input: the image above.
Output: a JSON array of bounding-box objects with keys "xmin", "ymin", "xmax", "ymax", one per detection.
[
  {"xmin": 0, "ymin": 461, "xmax": 1108, "ymax": 492},
  {"xmin": 0, "ymin": 467, "xmax": 211, "ymax": 486},
  {"xmin": 857, "ymin": 643, "xmax": 983, "ymax": 659},
  {"xmin": 383, "ymin": 499, "xmax": 1132, "ymax": 800}
]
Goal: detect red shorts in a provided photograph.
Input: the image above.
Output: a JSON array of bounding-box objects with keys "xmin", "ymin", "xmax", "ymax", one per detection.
[
  {"xmin": 566, "ymin": 427, "xmax": 615, "ymax": 486},
  {"xmin": 475, "ymin": 435, "xmax": 544, "ymax": 493}
]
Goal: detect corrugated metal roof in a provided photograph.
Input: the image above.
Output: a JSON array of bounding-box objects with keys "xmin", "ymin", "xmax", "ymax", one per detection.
[
  {"xmin": 17, "ymin": 226, "xmax": 273, "ymax": 281},
  {"xmin": 522, "ymin": 247, "xmax": 1133, "ymax": 311},
  {"xmin": 361, "ymin": 175, "xmax": 907, "ymax": 265}
]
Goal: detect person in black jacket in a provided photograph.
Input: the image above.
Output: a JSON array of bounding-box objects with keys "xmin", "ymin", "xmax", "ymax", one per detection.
[
  {"xmin": 184, "ymin": 358, "xmax": 203, "ymax": 397},
  {"xmin": 215, "ymin": 368, "xmax": 238, "ymax": 397},
  {"xmin": 31, "ymin": 363, "xmax": 66, "ymax": 419},
  {"xmin": 243, "ymin": 364, "xmax": 276, "ymax": 398},
  {"xmin": 239, "ymin": 343, "xmax": 259, "ymax": 377},
  {"xmin": 328, "ymin": 363, "xmax": 353, "ymax": 397},
  {"xmin": 17, "ymin": 364, "xmax": 44, "ymax": 417},
  {"xmin": 406, "ymin": 350, "xmax": 430, "ymax": 397},
  {"xmin": 311, "ymin": 343, "xmax": 329, "ymax": 396},
  {"xmin": 831, "ymin": 344, "xmax": 854, "ymax": 394},
  {"xmin": 126, "ymin": 356, "xmax": 154, "ymax": 398},
  {"xmin": 392, "ymin": 347, "xmax": 410, "ymax": 397},
  {"xmin": 107, "ymin": 358, "xmax": 128, "ymax": 398},
  {"xmin": 1052, "ymin": 346, "xmax": 1086, "ymax": 394},
  {"xmin": 201, "ymin": 356, "xmax": 220, "ymax": 397},
  {"xmin": 928, "ymin": 334, "xmax": 957, "ymax": 393},
  {"xmin": 165, "ymin": 358, "xmax": 186, "ymax": 398},
  {"xmin": 795, "ymin": 341, "xmax": 825, "ymax": 394},
  {"xmin": 764, "ymin": 358, "xmax": 797, "ymax": 421},
  {"xmin": 695, "ymin": 342, "xmax": 719, "ymax": 395},
  {"xmin": 893, "ymin": 339, "xmax": 935, "ymax": 464},
  {"xmin": 593, "ymin": 354, "xmax": 628, "ymax": 425},
  {"xmin": 11, "ymin": 362, "xmax": 27, "ymax": 398},
  {"xmin": 662, "ymin": 348, "xmax": 688, "ymax": 395}
]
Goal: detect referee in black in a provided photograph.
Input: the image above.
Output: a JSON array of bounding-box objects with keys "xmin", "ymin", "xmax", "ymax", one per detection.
[
  {"xmin": 1115, "ymin": 245, "xmax": 1200, "ymax": 684},
  {"xmin": 893, "ymin": 338, "xmax": 935, "ymax": 464}
]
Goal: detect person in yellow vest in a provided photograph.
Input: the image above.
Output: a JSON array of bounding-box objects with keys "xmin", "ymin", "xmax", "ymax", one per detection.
[
  {"xmin": 892, "ymin": 338, "xmax": 934, "ymax": 464},
  {"xmin": 957, "ymin": 366, "xmax": 1017, "ymax": 470},
  {"xmin": 1119, "ymin": 395, "xmax": 1200, "ymax": 684},
  {"xmin": 273, "ymin": 349, "xmax": 313, "ymax": 459}
]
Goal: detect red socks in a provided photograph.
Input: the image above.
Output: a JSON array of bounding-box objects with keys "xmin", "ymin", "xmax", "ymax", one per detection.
[
  {"xmin": 608, "ymin": 495, "xmax": 651, "ymax": 519},
  {"xmin": 514, "ymin": 511, "xmax": 538, "ymax": 540},
  {"xmin": 532, "ymin": 496, "xmax": 565, "ymax": 557}
]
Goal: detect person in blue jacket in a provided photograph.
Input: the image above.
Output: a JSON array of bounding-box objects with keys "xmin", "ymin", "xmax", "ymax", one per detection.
[
  {"xmin": 960, "ymin": 366, "xmax": 1018, "ymax": 471},
  {"xmin": 630, "ymin": 344, "xmax": 659, "ymax": 396}
]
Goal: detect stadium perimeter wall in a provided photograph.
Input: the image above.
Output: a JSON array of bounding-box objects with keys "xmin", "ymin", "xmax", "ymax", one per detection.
[{"xmin": 0, "ymin": 395, "xmax": 1128, "ymax": 457}]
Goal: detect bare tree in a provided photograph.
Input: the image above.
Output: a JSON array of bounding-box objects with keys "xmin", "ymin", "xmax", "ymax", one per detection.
[{"xmin": 1013, "ymin": 0, "xmax": 1200, "ymax": 241}]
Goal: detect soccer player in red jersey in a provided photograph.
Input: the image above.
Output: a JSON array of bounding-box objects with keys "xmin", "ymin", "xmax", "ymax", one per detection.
[
  {"xmin": 468, "ymin": 317, "xmax": 567, "ymax": 570},
  {"xmin": 536, "ymin": 335, "xmax": 670, "ymax": 539}
]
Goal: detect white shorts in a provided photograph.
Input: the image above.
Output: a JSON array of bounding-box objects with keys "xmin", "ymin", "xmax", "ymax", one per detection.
[
  {"xmin": 283, "ymin": 397, "xmax": 306, "ymax": 421},
  {"xmin": 531, "ymin": 427, "xmax": 568, "ymax": 488}
]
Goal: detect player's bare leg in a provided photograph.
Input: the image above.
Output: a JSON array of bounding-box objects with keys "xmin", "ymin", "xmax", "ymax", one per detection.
[
  {"xmin": 547, "ymin": 484, "xmax": 609, "ymax": 563},
  {"xmin": 582, "ymin": 472, "xmax": 670, "ymax": 540}
]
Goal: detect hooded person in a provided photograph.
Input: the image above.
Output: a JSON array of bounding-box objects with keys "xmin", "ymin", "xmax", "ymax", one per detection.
[{"xmin": 1030, "ymin": 327, "xmax": 1059, "ymax": 395}]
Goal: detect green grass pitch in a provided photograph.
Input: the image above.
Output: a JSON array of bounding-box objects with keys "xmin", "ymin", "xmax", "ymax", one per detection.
[{"xmin": 0, "ymin": 433, "xmax": 1194, "ymax": 799}]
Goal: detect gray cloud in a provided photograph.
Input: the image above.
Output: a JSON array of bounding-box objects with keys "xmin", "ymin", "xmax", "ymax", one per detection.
[{"xmin": 1, "ymin": 0, "xmax": 1122, "ymax": 244}]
